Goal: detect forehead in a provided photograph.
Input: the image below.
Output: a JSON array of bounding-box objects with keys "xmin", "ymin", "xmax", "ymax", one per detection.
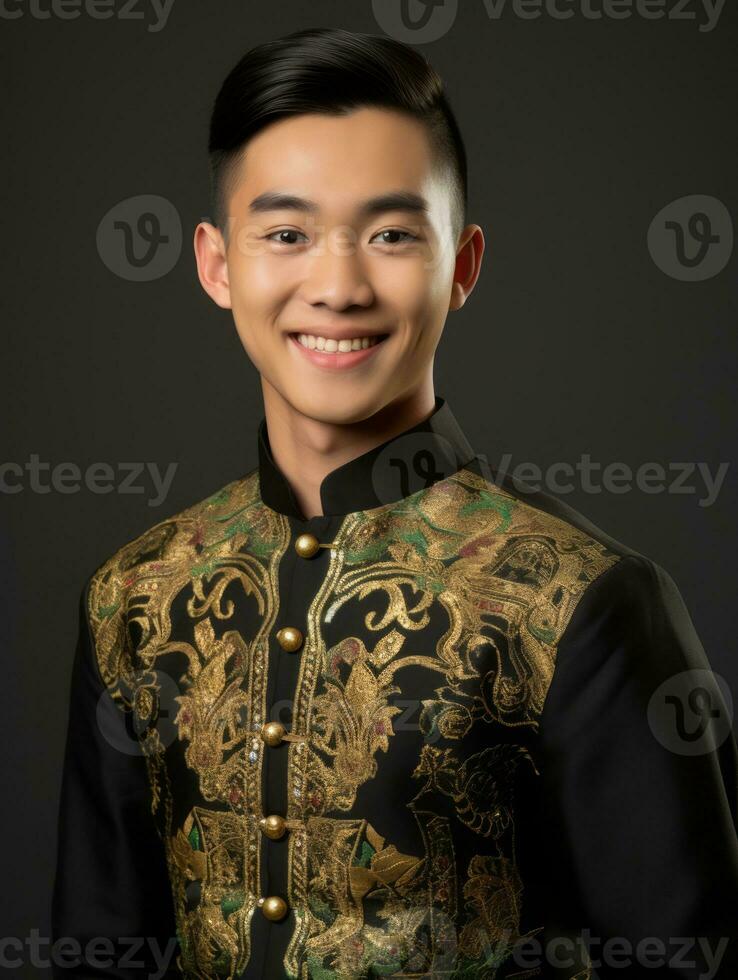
[{"xmin": 230, "ymin": 107, "xmax": 445, "ymax": 213}]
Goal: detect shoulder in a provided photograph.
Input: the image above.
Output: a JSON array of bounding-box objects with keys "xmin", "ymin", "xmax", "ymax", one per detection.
[
  {"xmin": 454, "ymin": 454, "xmax": 668, "ymax": 570},
  {"xmin": 450, "ymin": 456, "xmax": 687, "ymax": 656},
  {"xmin": 83, "ymin": 467, "xmax": 261, "ymax": 682},
  {"xmin": 449, "ymin": 456, "xmax": 645, "ymax": 613},
  {"xmin": 458, "ymin": 456, "xmax": 639, "ymax": 557},
  {"xmin": 451, "ymin": 460, "xmax": 712, "ymax": 729},
  {"xmin": 88, "ymin": 467, "xmax": 260, "ymax": 587},
  {"xmin": 474, "ymin": 458, "xmax": 704, "ymax": 671}
]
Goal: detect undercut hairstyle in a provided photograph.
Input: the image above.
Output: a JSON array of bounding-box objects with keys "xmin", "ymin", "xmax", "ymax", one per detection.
[{"xmin": 207, "ymin": 26, "xmax": 468, "ymax": 246}]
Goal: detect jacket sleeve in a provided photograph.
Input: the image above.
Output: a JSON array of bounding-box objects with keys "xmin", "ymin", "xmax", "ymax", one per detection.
[
  {"xmin": 51, "ymin": 578, "xmax": 180, "ymax": 978},
  {"xmin": 535, "ymin": 554, "xmax": 738, "ymax": 979}
]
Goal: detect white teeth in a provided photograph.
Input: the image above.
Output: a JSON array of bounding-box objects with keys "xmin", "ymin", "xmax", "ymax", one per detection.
[{"xmin": 296, "ymin": 333, "xmax": 382, "ymax": 352}]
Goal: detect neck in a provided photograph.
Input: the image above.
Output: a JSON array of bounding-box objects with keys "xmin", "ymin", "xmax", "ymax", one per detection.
[{"xmin": 261, "ymin": 380, "xmax": 437, "ymax": 519}]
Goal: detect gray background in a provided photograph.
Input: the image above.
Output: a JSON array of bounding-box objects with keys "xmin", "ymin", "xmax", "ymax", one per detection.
[{"xmin": 1, "ymin": 0, "xmax": 736, "ymax": 971}]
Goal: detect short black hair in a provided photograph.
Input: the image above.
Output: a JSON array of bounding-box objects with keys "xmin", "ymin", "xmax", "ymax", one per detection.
[{"xmin": 207, "ymin": 27, "xmax": 468, "ymax": 245}]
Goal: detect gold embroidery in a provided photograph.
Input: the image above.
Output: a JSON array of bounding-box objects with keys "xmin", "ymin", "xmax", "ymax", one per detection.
[
  {"xmin": 87, "ymin": 464, "xmax": 619, "ymax": 979},
  {"xmin": 169, "ymin": 806, "xmax": 260, "ymax": 976},
  {"xmin": 283, "ymin": 468, "xmax": 618, "ymax": 976},
  {"xmin": 88, "ymin": 473, "xmax": 290, "ymax": 978}
]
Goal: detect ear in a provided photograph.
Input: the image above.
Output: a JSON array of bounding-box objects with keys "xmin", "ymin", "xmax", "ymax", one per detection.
[
  {"xmin": 449, "ymin": 225, "xmax": 486, "ymax": 312},
  {"xmin": 193, "ymin": 221, "xmax": 232, "ymax": 310}
]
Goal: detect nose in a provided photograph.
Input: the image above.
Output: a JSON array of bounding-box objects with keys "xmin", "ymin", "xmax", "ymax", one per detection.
[{"xmin": 300, "ymin": 235, "xmax": 375, "ymax": 311}]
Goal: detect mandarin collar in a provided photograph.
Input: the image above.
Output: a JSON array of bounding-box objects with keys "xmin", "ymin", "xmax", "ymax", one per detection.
[{"xmin": 257, "ymin": 396, "xmax": 477, "ymax": 520}]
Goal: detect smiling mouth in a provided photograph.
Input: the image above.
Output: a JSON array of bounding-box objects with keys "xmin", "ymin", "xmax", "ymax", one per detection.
[{"xmin": 289, "ymin": 332, "xmax": 389, "ymax": 352}]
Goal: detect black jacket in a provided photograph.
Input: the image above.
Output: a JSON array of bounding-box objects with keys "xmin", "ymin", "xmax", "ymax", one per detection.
[{"xmin": 51, "ymin": 396, "xmax": 738, "ymax": 979}]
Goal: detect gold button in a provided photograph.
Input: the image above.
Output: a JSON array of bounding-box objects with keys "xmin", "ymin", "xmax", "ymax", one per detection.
[
  {"xmin": 261, "ymin": 721, "xmax": 285, "ymax": 746},
  {"xmin": 259, "ymin": 814, "xmax": 287, "ymax": 839},
  {"xmin": 258, "ymin": 895, "xmax": 288, "ymax": 921},
  {"xmin": 276, "ymin": 626, "xmax": 303, "ymax": 652},
  {"xmin": 294, "ymin": 533, "xmax": 320, "ymax": 558}
]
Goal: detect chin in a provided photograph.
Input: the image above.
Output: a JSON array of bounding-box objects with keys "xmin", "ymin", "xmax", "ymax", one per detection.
[{"xmin": 287, "ymin": 386, "xmax": 393, "ymax": 427}]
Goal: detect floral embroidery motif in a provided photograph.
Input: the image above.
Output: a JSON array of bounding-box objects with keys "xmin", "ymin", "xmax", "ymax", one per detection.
[{"xmin": 88, "ymin": 466, "xmax": 613, "ymax": 978}]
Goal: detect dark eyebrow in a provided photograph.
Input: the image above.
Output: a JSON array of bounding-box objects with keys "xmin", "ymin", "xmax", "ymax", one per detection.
[{"xmin": 248, "ymin": 190, "xmax": 430, "ymax": 219}]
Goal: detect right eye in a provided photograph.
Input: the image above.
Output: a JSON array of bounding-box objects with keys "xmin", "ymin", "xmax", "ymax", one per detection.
[{"xmin": 265, "ymin": 229, "xmax": 309, "ymax": 246}]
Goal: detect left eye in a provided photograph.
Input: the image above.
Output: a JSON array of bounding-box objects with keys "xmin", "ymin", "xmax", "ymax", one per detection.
[{"xmin": 372, "ymin": 229, "xmax": 418, "ymax": 245}]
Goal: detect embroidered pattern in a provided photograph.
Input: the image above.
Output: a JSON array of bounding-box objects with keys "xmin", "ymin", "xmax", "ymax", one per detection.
[{"xmin": 88, "ymin": 466, "xmax": 617, "ymax": 979}]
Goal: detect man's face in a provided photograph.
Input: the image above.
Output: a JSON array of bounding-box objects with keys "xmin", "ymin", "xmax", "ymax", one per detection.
[{"xmin": 198, "ymin": 107, "xmax": 481, "ymax": 425}]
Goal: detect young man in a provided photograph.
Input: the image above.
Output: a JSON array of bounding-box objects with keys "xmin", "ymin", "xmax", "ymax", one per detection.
[{"xmin": 52, "ymin": 27, "xmax": 738, "ymax": 980}]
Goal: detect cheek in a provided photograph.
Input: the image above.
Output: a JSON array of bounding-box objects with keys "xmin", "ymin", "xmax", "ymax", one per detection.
[
  {"xmin": 377, "ymin": 260, "xmax": 451, "ymax": 335},
  {"xmin": 227, "ymin": 255, "xmax": 297, "ymax": 341},
  {"xmin": 229, "ymin": 254, "xmax": 289, "ymax": 307}
]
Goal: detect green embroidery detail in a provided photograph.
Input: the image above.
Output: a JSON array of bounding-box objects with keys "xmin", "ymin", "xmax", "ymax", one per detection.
[
  {"xmin": 460, "ymin": 490, "xmax": 515, "ymax": 531},
  {"xmin": 187, "ymin": 825, "xmax": 200, "ymax": 850},
  {"xmin": 246, "ymin": 535, "xmax": 277, "ymax": 558},
  {"xmin": 529, "ymin": 624, "xmax": 556, "ymax": 644},
  {"xmin": 401, "ymin": 528, "xmax": 428, "ymax": 556},
  {"xmin": 220, "ymin": 891, "xmax": 244, "ymax": 916},
  {"xmin": 344, "ymin": 539, "xmax": 389, "ymax": 563},
  {"xmin": 307, "ymin": 894, "xmax": 334, "ymax": 925},
  {"xmin": 212, "ymin": 948, "xmax": 230, "ymax": 974},
  {"xmin": 388, "ymin": 502, "xmax": 417, "ymax": 518},
  {"xmin": 205, "ymin": 519, "xmax": 251, "ymax": 548},
  {"xmin": 98, "ymin": 601, "xmax": 120, "ymax": 619},
  {"xmin": 393, "ymin": 496, "xmax": 464, "ymax": 538},
  {"xmin": 362, "ymin": 934, "xmax": 403, "ymax": 974},
  {"xmin": 206, "ymin": 488, "xmax": 231, "ymax": 506},
  {"xmin": 366, "ymin": 958, "xmax": 402, "ymax": 976},
  {"xmin": 212, "ymin": 503, "xmax": 249, "ymax": 524},
  {"xmin": 415, "ymin": 574, "xmax": 445, "ymax": 595},
  {"xmin": 354, "ymin": 840, "xmax": 375, "ymax": 867},
  {"xmin": 189, "ymin": 559, "xmax": 219, "ymax": 578},
  {"xmin": 306, "ymin": 954, "xmax": 339, "ymax": 979}
]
